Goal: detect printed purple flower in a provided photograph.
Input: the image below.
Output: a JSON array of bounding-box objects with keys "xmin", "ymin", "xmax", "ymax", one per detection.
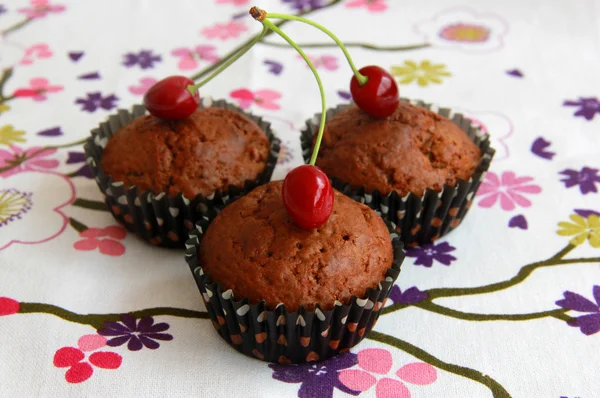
[
  {"xmin": 73, "ymin": 164, "xmax": 93, "ymax": 178},
  {"xmin": 270, "ymin": 352, "xmax": 360, "ymax": 398},
  {"xmin": 563, "ymin": 97, "xmax": 600, "ymax": 121},
  {"xmin": 66, "ymin": 151, "xmax": 85, "ymax": 164},
  {"xmin": 405, "ymin": 241, "xmax": 457, "ymax": 268},
  {"xmin": 574, "ymin": 209, "xmax": 600, "ymax": 218},
  {"xmin": 559, "ymin": 167, "xmax": 600, "ymax": 195},
  {"xmin": 337, "ymin": 90, "xmax": 351, "ymax": 101},
  {"xmin": 97, "ymin": 315, "xmax": 173, "ymax": 351},
  {"xmin": 0, "ymin": 5, "xmax": 7, "ymax": 15},
  {"xmin": 264, "ymin": 60, "xmax": 283, "ymax": 75},
  {"xmin": 531, "ymin": 137, "xmax": 555, "ymax": 160},
  {"xmin": 122, "ymin": 50, "xmax": 162, "ymax": 69},
  {"xmin": 75, "ymin": 92, "xmax": 119, "ymax": 112},
  {"xmin": 281, "ymin": 0, "xmax": 324, "ymax": 11},
  {"xmin": 556, "ymin": 286, "xmax": 600, "ymax": 336},
  {"xmin": 389, "ymin": 286, "xmax": 429, "ymax": 304}
]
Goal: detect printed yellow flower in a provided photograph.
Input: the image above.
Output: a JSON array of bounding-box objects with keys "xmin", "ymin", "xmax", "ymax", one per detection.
[
  {"xmin": 391, "ymin": 60, "xmax": 451, "ymax": 87},
  {"xmin": 0, "ymin": 104, "xmax": 10, "ymax": 114},
  {"xmin": 0, "ymin": 125, "xmax": 26, "ymax": 146},
  {"xmin": 557, "ymin": 214, "xmax": 600, "ymax": 248}
]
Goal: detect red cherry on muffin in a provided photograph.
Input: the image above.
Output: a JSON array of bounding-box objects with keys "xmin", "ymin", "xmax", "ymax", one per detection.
[
  {"xmin": 143, "ymin": 76, "xmax": 200, "ymax": 121},
  {"xmin": 282, "ymin": 165, "xmax": 334, "ymax": 229},
  {"xmin": 350, "ymin": 65, "xmax": 399, "ymax": 118}
]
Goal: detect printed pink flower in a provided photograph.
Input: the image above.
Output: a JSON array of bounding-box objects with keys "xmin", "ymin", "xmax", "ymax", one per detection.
[
  {"xmin": 0, "ymin": 145, "xmax": 59, "ymax": 178},
  {"xmin": 53, "ymin": 335, "xmax": 121, "ymax": 384},
  {"xmin": 230, "ymin": 88, "xmax": 281, "ymax": 110},
  {"xmin": 339, "ymin": 348, "xmax": 437, "ymax": 397},
  {"xmin": 13, "ymin": 78, "xmax": 63, "ymax": 101},
  {"xmin": 477, "ymin": 171, "xmax": 542, "ymax": 211},
  {"xmin": 201, "ymin": 20, "xmax": 247, "ymax": 40},
  {"xmin": 215, "ymin": 0, "xmax": 249, "ymax": 5},
  {"xmin": 128, "ymin": 77, "xmax": 157, "ymax": 95},
  {"xmin": 18, "ymin": 0, "xmax": 65, "ymax": 18},
  {"xmin": 299, "ymin": 54, "xmax": 338, "ymax": 71},
  {"xmin": 20, "ymin": 43, "xmax": 53, "ymax": 65},
  {"xmin": 0, "ymin": 297, "xmax": 20, "ymax": 316},
  {"xmin": 171, "ymin": 45, "xmax": 219, "ymax": 71},
  {"xmin": 346, "ymin": 0, "xmax": 388, "ymax": 12},
  {"xmin": 73, "ymin": 226, "xmax": 127, "ymax": 256}
]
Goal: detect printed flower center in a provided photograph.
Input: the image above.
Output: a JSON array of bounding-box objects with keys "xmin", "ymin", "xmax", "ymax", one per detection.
[
  {"xmin": 439, "ymin": 23, "xmax": 490, "ymax": 43},
  {"xmin": 0, "ymin": 189, "xmax": 33, "ymax": 227}
]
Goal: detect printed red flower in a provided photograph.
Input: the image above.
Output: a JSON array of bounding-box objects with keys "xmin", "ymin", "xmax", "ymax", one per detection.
[
  {"xmin": 13, "ymin": 78, "xmax": 63, "ymax": 101},
  {"xmin": 73, "ymin": 226, "xmax": 126, "ymax": 256},
  {"xmin": 0, "ymin": 297, "xmax": 20, "ymax": 316},
  {"xmin": 53, "ymin": 335, "xmax": 122, "ymax": 384}
]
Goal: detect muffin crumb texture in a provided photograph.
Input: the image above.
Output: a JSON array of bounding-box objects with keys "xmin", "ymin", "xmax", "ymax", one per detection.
[
  {"xmin": 101, "ymin": 107, "xmax": 269, "ymax": 198},
  {"xmin": 199, "ymin": 181, "xmax": 393, "ymax": 312},
  {"xmin": 315, "ymin": 103, "xmax": 482, "ymax": 196}
]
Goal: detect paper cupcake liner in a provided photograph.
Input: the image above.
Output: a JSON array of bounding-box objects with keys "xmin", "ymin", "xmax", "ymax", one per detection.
[
  {"xmin": 301, "ymin": 98, "xmax": 495, "ymax": 247},
  {"xmin": 84, "ymin": 97, "xmax": 281, "ymax": 248},
  {"xmin": 184, "ymin": 208, "xmax": 404, "ymax": 364}
]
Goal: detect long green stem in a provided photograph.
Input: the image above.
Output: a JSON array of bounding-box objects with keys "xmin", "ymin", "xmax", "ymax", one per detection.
[
  {"xmin": 189, "ymin": 1, "xmax": 345, "ymax": 82},
  {"xmin": 187, "ymin": 27, "xmax": 268, "ymax": 94},
  {"xmin": 260, "ymin": 18, "xmax": 326, "ymax": 165},
  {"xmin": 266, "ymin": 12, "xmax": 367, "ymax": 85},
  {"xmin": 368, "ymin": 331, "xmax": 511, "ymax": 397}
]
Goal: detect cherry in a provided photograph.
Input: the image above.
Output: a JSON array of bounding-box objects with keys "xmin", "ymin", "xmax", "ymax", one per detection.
[
  {"xmin": 143, "ymin": 76, "xmax": 200, "ymax": 121},
  {"xmin": 350, "ymin": 65, "xmax": 399, "ymax": 118},
  {"xmin": 282, "ymin": 165, "xmax": 334, "ymax": 230}
]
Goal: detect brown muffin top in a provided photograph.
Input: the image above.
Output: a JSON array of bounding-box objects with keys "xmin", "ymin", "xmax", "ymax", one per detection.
[
  {"xmin": 315, "ymin": 102, "xmax": 482, "ymax": 196},
  {"xmin": 199, "ymin": 180, "xmax": 393, "ymax": 312},
  {"xmin": 101, "ymin": 107, "xmax": 270, "ymax": 198}
]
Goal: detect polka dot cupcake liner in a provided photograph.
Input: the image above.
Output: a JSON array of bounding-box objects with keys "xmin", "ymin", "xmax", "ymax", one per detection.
[
  {"xmin": 184, "ymin": 209, "xmax": 403, "ymax": 364},
  {"xmin": 84, "ymin": 98, "xmax": 281, "ymax": 248},
  {"xmin": 301, "ymin": 99, "xmax": 495, "ymax": 247}
]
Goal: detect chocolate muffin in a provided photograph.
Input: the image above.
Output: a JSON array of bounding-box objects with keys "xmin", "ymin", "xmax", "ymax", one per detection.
[
  {"xmin": 315, "ymin": 102, "xmax": 481, "ymax": 197},
  {"xmin": 85, "ymin": 99, "xmax": 280, "ymax": 248},
  {"xmin": 185, "ymin": 180, "xmax": 403, "ymax": 363},
  {"xmin": 199, "ymin": 180, "xmax": 393, "ymax": 312},
  {"xmin": 301, "ymin": 99, "xmax": 495, "ymax": 246},
  {"xmin": 101, "ymin": 107, "xmax": 270, "ymax": 199}
]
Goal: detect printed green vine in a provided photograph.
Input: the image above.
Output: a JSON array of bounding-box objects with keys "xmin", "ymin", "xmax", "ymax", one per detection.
[
  {"xmin": 383, "ymin": 243, "xmax": 600, "ymax": 316},
  {"xmin": 1, "ymin": 17, "xmax": 34, "ymax": 37},
  {"xmin": 367, "ymin": 331, "xmax": 511, "ymax": 398},
  {"xmin": 72, "ymin": 198, "xmax": 108, "ymax": 212},
  {"xmin": 18, "ymin": 302, "xmax": 209, "ymax": 330},
  {"xmin": 259, "ymin": 41, "xmax": 430, "ymax": 51},
  {"xmin": 415, "ymin": 301, "xmax": 573, "ymax": 322}
]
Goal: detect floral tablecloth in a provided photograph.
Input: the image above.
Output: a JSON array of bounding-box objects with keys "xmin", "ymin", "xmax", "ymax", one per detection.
[{"xmin": 1, "ymin": 0, "xmax": 599, "ymax": 397}]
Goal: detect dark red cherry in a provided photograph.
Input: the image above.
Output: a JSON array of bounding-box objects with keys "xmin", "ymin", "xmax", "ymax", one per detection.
[
  {"xmin": 282, "ymin": 165, "xmax": 334, "ymax": 230},
  {"xmin": 143, "ymin": 76, "xmax": 200, "ymax": 120},
  {"xmin": 350, "ymin": 65, "xmax": 399, "ymax": 118}
]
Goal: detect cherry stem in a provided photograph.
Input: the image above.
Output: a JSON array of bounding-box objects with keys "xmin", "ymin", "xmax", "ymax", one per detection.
[
  {"xmin": 266, "ymin": 12, "xmax": 368, "ymax": 86},
  {"xmin": 187, "ymin": 26, "xmax": 269, "ymax": 95},
  {"xmin": 260, "ymin": 18, "xmax": 326, "ymax": 165}
]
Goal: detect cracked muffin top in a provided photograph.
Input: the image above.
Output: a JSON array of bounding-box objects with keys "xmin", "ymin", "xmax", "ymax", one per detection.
[
  {"xmin": 314, "ymin": 102, "xmax": 482, "ymax": 197},
  {"xmin": 198, "ymin": 180, "xmax": 393, "ymax": 312},
  {"xmin": 100, "ymin": 107, "xmax": 270, "ymax": 198}
]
